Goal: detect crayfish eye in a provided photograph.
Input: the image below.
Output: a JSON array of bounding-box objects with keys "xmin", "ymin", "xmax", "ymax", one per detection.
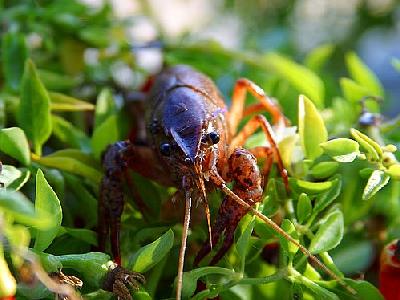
[
  {"xmin": 160, "ymin": 143, "xmax": 171, "ymax": 156},
  {"xmin": 208, "ymin": 131, "xmax": 220, "ymax": 144}
]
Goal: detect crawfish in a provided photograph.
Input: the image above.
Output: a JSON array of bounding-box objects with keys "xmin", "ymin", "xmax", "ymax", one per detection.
[{"xmin": 98, "ymin": 65, "xmax": 349, "ymax": 299}]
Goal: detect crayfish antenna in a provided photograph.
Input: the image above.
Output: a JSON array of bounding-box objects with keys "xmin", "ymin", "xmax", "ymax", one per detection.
[
  {"xmin": 210, "ymin": 171, "xmax": 357, "ymax": 296},
  {"xmin": 176, "ymin": 190, "xmax": 192, "ymax": 300},
  {"xmin": 203, "ymin": 200, "xmax": 213, "ymax": 250}
]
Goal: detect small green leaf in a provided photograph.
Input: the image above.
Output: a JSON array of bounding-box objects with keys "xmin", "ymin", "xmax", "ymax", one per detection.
[
  {"xmin": 363, "ymin": 170, "xmax": 390, "ymax": 200},
  {"xmin": 350, "ymin": 128, "xmax": 382, "ymax": 161},
  {"xmin": 37, "ymin": 151, "xmax": 102, "ymax": 184},
  {"xmin": 280, "ymin": 219, "xmax": 299, "ymax": 258},
  {"xmin": 52, "ymin": 115, "xmax": 91, "ymax": 151},
  {"xmin": 236, "ymin": 215, "xmax": 255, "ymax": 264},
  {"xmin": 0, "ymin": 250, "xmax": 16, "ymax": 297},
  {"xmin": 0, "ymin": 165, "xmax": 22, "ymax": 187},
  {"xmin": 38, "ymin": 69, "xmax": 78, "ymax": 91},
  {"xmin": 386, "ymin": 164, "xmax": 400, "ymax": 180},
  {"xmin": 0, "ymin": 189, "xmax": 51, "ymax": 229},
  {"xmin": 17, "ymin": 59, "xmax": 52, "ymax": 155},
  {"xmin": 1, "ymin": 32, "xmax": 28, "ymax": 91},
  {"xmin": 345, "ymin": 52, "xmax": 383, "ymax": 97},
  {"xmin": 309, "ymin": 210, "xmax": 344, "ymax": 254},
  {"xmin": 298, "ymin": 95, "xmax": 328, "ymax": 160},
  {"xmin": 180, "ymin": 267, "xmax": 235, "ymax": 298},
  {"xmin": 340, "ymin": 78, "xmax": 376, "ymax": 109},
  {"xmin": 94, "ymin": 89, "xmax": 116, "ymax": 128},
  {"xmin": 292, "ymin": 178, "xmax": 333, "ymax": 194},
  {"xmin": 265, "ymin": 53, "xmax": 324, "ymax": 107},
  {"xmin": 91, "ymin": 114, "xmax": 120, "ymax": 160},
  {"xmin": 312, "ymin": 178, "xmax": 341, "ymax": 217},
  {"xmin": 7, "ymin": 168, "xmax": 30, "ymax": 191},
  {"xmin": 297, "ymin": 193, "xmax": 312, "ymax": 224},
  {"xmin": 317, "ymin": 278, "xmax": 384, "ymax": 300},
  {"xmin": 0, "ymin": 127, "xmax": 31, "ymax": 165},
  {"xmin": 49, "ymin": 92, "xmax": 94, "ymax": 111},
  {"xmin": 304, "ymin": 44, "xmax": 334, "ymax": 72},
  {"xmin": 57, "ymin": 252, "xmax": 111, "ymax": 287},
  {"xmin": 34, "ymin": 169, "xmax": 62, "ymax": 251},
  {"xmin": 133, "ymin": 291, "xmax": 152, "ymax": 300},
  {"xmin": 129, "ymin": 229, "xmax": 174, "ymax": 273},
  {"xmin": 310, "ymin": 162, "xmax": 339, "ymax": 179},
  {"xmin": 320, "ymin": 138, "xmax": 360, "ymax": 162}
]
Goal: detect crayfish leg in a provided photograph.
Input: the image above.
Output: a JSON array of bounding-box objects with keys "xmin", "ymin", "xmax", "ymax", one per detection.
[{"xmin": 228, "ymin": 78, "xmax": 287, "ymax": 137}]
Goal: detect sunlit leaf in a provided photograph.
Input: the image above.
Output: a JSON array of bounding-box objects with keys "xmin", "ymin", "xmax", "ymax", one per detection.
[
  {"xmin": 265, "ymin": 53, "xmax": 324, "ymax": 107},
  {"xmin": 0, "ymin": 127, "xmax": 31, "ymax": 165},
  {"xmin": 50, "ymin": 92, "xmax": 94, "ymax": 111},
  {"xmin": 350, "ymin": 128, "xmax": 382, "ymax": 161},
  {"xmin": 304, "ymin": 44, "xmax": 334, "ymax": 72},
  {"xmin": 297, "ymin": 193, "xmax": 312, "ymax": 224},
  {"xmin": 298, "ymin": 95, "xmax": 327, "ymax": 160},
  {"xmin": 17, "ymin": 59, "xmax": 52, "ymax": 155},
  {"xmin": 363, "ymin": 170, "xmax": 390, "ymax": 200},
  {"xmin": 129, "ymin": 229, "xmax": 174, "ymax": 273},
  {"xmin": 320, "ymin": 138, "xmax": 360, "ymax": 163},
  {"xmin": 345, "ymin": 52, "xmax": 383, "ymax": 97},
  {"xmin": 34, "ymin": 169, "xmax": 62, "ymax": 251},
  {"xmin": 310, "ymin": 162, "xmax": 339, "ymax": 179},
  {"xmin": 94, "ymin": 89, "xmax": 116, "ymax": 128}
]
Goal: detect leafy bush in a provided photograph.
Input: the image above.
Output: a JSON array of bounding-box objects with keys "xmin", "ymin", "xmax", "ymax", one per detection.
[{"xmin": 1, "ymin": 1, "xmax": 399, "ymax": 299}]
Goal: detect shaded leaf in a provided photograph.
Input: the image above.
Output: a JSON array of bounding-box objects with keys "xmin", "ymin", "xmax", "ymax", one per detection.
[
  {"xmin": 94, "ymin": 89, "xmax": 116, "ymax": 128},
  {"xmin": 0, "ymin": 127, "xmax": 31, "ymax": 165},
  {"xmin": 298, "ymin": 95, "xmax": 327, "ymax": 160},
  {"xmin": 312, "ymin": 178, "xmax": 342, "ymax": 217},
  {"xmin": 1, "ymin": 31, "xmax": 28, "ymax": 91},
  {"xmin": 297, "ymin": 193, "xmax": 312, "ymax": 224},
  {"xmin": 38, "ymin": 69, "xmax": 78, "ymax": 91},
  {"xmin": 91, "ymin": 114, "xmax": 120, "ymax": 160},
  {"xmin": 17, "ymin": 59, "xmax": 52, "ymax": 155},
  {"xmin": 280, "ymin": 219, "xmax": 299, "ymax": 258},
  {"xmin": 129, "ymin": 229, "xmax": 174, "ymax": 273},
  {"xmin": 52, "ymin": 116, "xmax": 91, "ymax": 151},
  {"xmin": 304, "ymin": 44, "xmax": 334, "ymax": 72},
  {"xmin": 34, "ymin": 169, "xmax": 62, "ymax": 251}
]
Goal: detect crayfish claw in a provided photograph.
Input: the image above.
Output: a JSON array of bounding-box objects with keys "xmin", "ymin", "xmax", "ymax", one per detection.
[{"xmin": 103, "ymin": 265, "xmax": 145, "ymax": 300}]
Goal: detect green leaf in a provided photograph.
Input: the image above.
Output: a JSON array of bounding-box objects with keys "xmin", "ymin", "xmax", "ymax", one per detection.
[
  {"xmin": 0, "ymin": 127, "xmax": 31, "ymax": 165},
  {"xmin": 309, "ymin": 210, "xmax": 344, "ymax": 254},
  {"xmin": 94, "ymin": 89, "xmax": 116, "ymax": 128},
  {"xmin": 386, "ymin": 164, "xmax": 400, "ymax": 180},
  {"xmin": 312, "ymin": 178, "xmax": 341, "ymax": 217},
  {"xmin": 0, "ymin": 250, "xmax": 16, "ymax": 297},
  {"xmin": 345, "ymin": 52, "xmax": 383, "ymax": 97},
  {"xmin": 180, "ymin": 267, "xmax": 235, "ymax": 298},
  {"xmin": 34, "ymin": 169, "xmax": 62, "ymax": 251},
  {"xmin": 0, "ymin": 165, "xmax": 22, "ymax": 187},
  {"xmin": 133, "ymin": 291, "xmax": 152, "ymax": 300},
  {"xmin": 17, "ymin": 59, "xmax": 52, "ymax": 155},
  {"xmin": 8, "ymin": 168, "xmax": 30, "ymax": 191},
  {"xmin": 49, "ymin": 92, "xmax": 94, "ymax": 111},
  {"xmin": 0, "ymin": 189, "xmax": 51, "ymax": 229},
  {"xmin": 37, "ymin": 150, "xmax": 102, "ymax": 183},
  {"xmin": 298, "ymin": 95, "xmax": 328, "ymax": 160},
  {"xmin": 317, "ymin": 279, "xmax": 384, "ymax": 300},
  {"xmin": 57, "ymin": 252, "xmax": 111, "ymax": 287},
  {"xmin": 265, "ymin": 53, "xmax": 324, "ymax": 107},
  {"xmin": 350, "ymin": 128, "xmax": 382, "ymax": 161},
  {"xmin": 91, "ymin": 114, "xmax": 120, "ymax": 160},
  {"xmin": 363, "ymin": 170, "xmax": 390, "ymax": 200},
  {"xmin": 1, "ymin": 32, "xmax": 28, "ymax": 91},
  {"xmin": 129, "ymin": 229, "xmax": 174, "ymax": 273},
  {"xmin": 304, "ymin": 44, "xmax": 334, "ymax": 72},
  {"xmin": 340, "ymin": 78, "xmax": 378, "ymax": 110},
  {"xmin": 310, "ymin": 162, "xmax": 339, "ymax": 179},
  {"xmin": 279, "ymin": 219, "xmax": 299, "ymax": 258},
  {"xmin": 320, "ymin": 138, "xmax": 360, "ymax": 163},
  {"xmin": 292, "ymin": 178, "xmax": 333, "ymax": 194},
  {"xmin": 37, "ymin": 69, "xmax": 78, "ymax": 91},
  {"xmin": 297, "ymin": 193, "xmax": 312, "ymax": 224},
  {"xmin": 52, "ymin": 115, "xmax": 91, "ymax": 151},
  {"xmin": 236, "ymin": 215, "xmax": 255, "ymax": 265},
  {"xmin": 59, "ymin": 227, "xmax": 97, "ymax": 245}
]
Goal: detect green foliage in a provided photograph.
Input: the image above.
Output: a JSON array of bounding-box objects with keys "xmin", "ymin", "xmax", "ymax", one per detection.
[{"xmin": 0, "ymin": 1, "xmax": 398, "ymax": 299}]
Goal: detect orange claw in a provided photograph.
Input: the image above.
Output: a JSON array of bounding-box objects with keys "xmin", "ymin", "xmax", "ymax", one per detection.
[{"xmin": 379, "ymin": 240, "xmax": 400, "ymax": 300}]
